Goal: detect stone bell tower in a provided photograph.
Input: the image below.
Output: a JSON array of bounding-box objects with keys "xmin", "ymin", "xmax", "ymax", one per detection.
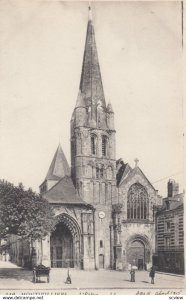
[
  {"xmin": 71, "ymin": 6, "xmax": 116, "ymax": 207},
  {"xmin": 70, "ymin": 6, "xmax": 117, "ymax": 269}
]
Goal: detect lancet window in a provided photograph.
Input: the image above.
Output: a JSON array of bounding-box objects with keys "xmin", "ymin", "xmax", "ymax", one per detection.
[
  {"xmin": 102, "ymin": 136, "xmax": 107, "ymax": 156},
  {"xmin": 96, "ymin": 167, "xmax": 104, "ymax": 179},
  {"xmin": 91, "ymin": 134, "xmax": 97, "ymax": 155}
]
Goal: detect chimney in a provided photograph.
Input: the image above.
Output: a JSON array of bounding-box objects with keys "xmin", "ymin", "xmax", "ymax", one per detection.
[
  {"xmin": 168, "ymin": 179, "xmax": 179, "ymax": 197},
  {"xmin": 165, "ymin": 199, "xmax": 170, "ymax": 210}
]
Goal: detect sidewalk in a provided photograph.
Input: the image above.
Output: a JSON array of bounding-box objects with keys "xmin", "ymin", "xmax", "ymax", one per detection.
[
  {"xmin": 156, "ymin": 271, "xmax": 184, "ymax": 277},
  {"xmin": 0, "ymin": 261, "xmax": 21, "ymax": 269}
]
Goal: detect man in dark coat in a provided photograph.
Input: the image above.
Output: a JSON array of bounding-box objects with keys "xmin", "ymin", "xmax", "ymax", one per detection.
[
  {"xmin": 130, "ymin": 269, "xmax": 135, "ymax": 282},
  {"xmin": 149, "ymin": 266, "xmax": 155, "ymax": 284}
]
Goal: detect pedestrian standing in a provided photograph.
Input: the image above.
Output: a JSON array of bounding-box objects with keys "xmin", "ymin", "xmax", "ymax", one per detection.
[
  {"xmin": 149, "ymin": 266, "xmax": 155, "ymax": 284},
  {"xmin": 130, "ymin": 269, "xmax": 135, "ymax": 282},
  {"xmin": 65, "ymin": 268, "xmax": 72, "ymax": 284}
]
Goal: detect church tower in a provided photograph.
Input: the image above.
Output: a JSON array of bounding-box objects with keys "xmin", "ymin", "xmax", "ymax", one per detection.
[
  {"xmin": 71, "ymin": 6, "xmax": 117, "ymax": 207},
  {"xmin": 71, "ymin": 6, "xmax": 117, "ymax": 269}
]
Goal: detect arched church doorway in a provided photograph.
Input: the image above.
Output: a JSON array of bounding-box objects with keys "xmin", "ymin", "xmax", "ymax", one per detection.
[
  {"xmin": 126, "ymin": 236, "xmax": 150, "ymax": 270},
  {"xmin": 50, "ymin": 214, "xmax": 81, "ymax": 268}
]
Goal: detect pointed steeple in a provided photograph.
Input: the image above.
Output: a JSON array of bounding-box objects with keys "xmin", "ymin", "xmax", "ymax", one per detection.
[
  {"xmin": 79, "ymin": 5, "xmax": 106, "ymax": 108},
  {"xmin": 45, "ymin": 144, "xmax": 70, "ymax": 180}
]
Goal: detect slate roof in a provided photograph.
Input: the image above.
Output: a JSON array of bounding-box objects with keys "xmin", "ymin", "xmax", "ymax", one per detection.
[
  {"xmin": 75, "ymin": 90, "xmax": 86, "ymax": 108},
  {"xmin": 43, "ymin": 176, "xmax": 86, "ymax": 205},
  {"xmin": 45, "ymin": 144, "xmax": 70, "ymax": 181}
]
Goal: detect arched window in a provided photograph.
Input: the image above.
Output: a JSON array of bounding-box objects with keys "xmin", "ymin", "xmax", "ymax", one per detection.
[
  {"xmin": 102, "ymin": 136, "xmax": 107, "ymax": 156},
  {"xmin": 127, "ymin": 183, "xmax": 148, "ymax": 220},
  {"xmin": 96, "ymin": 167, "xmax": 104, "ymax": 179},
  {"xmin": 91, "ymin": 135, "xmax": 97, "ymax": 155}
]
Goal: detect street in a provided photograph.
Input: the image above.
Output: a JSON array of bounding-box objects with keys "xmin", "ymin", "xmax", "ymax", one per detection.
[{"xmin": 0, "ymin": 261, "xmax": 185, "ymax": 294}]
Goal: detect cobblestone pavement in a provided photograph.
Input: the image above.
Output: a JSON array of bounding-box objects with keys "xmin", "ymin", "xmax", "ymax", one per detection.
[{"xmin": 0, "ymin": 261, "xmax": 185, "ymax": 294}]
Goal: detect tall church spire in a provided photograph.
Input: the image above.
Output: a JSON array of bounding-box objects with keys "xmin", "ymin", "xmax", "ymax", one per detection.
[
  {"xmin": 79, "ymin": 5, "xmax": 106, "ymax": 108},
  {"xmin": 71, "ymin": 5, "xmax": 116, "ymax": 206}
]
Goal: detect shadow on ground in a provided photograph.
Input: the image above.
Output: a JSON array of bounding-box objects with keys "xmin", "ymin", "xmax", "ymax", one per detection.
[
  {"xmin": 34, "ymin": 280, "xmax": 48, "ymax": 284},
  {"xmin": 123, "ymin": 279, "xmax": 131, "ymax": 282},
  {"xmin": 0, "ymin": 268, "xmax": 33, "ymax": 283}
]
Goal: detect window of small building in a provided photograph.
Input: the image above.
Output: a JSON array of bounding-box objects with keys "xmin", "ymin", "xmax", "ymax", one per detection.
[
  {"xmin": 100, "ymin": 240, "xmax": 103, "ymax": 248},
  {"xmin": 127, "ymin": 183, "xmax": 149, "ymax": 220},
  {"xmin": 165, "ymin": 221, "xmax": 171, "ymax": 232},
  {"xmin": 165, "ymin": 237, "xmax": 170, "ymax": 248}
]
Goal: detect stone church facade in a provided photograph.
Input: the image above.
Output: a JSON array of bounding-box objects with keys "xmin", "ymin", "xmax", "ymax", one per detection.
[{"xmin": 9, "ymin": 7, "xmax": 162, "ymax": 270}]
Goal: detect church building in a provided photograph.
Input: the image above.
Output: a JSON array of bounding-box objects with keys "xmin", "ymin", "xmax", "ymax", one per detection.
[{"xmin": 37, "ymin": 7, "xmax": 162, "ymax": 270}]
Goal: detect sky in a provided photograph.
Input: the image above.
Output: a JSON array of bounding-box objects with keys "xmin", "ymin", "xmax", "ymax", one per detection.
[{"xmin": 0, "ymin": 1, "xmax": 184, "ymax": 197}]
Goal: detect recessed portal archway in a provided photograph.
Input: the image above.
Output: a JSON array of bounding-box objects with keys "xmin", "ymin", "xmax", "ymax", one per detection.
[
  {"xmin": 126, "ymin": 235, "xmax": 151, "ymax": 270},
  {"xmin": 50, "ymin": 213, "xmax": 81, "ymax": 268}
]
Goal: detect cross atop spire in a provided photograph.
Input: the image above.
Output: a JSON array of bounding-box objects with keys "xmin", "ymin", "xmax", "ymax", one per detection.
[{"xmin": 88, "ymin": 2, "xmax": 92, "ymax": 21}]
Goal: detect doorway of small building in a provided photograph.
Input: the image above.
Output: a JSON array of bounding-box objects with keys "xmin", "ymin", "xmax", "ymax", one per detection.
[{"xmin": 99, "ymin": 254, "xmax": 104, "ymax": 269}]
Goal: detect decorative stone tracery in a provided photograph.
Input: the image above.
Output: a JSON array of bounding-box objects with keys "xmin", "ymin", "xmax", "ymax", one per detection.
[
  {"xmin": 127, "ymin": 183, "xmax": 149, "ymax": 220},
  {"xmin": 55, "ymin": 213, "xmax": 81, "ymax": 238}
]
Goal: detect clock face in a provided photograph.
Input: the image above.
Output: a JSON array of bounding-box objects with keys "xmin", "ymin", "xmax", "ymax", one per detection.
[{"xmin": 98, "ymin": 211, "xmax": 105, "ymax": 219}]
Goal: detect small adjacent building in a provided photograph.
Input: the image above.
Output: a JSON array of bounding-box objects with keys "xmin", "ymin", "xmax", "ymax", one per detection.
[{"xmin": 153, "ymin": 179, "xmax": 184, "ymax": 274}]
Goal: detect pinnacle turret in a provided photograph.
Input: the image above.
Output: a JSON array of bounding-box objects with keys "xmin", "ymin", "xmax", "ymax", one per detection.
[{"xmin": 107, "ymin": 101, "xmax": 114, "ymax": 113}]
